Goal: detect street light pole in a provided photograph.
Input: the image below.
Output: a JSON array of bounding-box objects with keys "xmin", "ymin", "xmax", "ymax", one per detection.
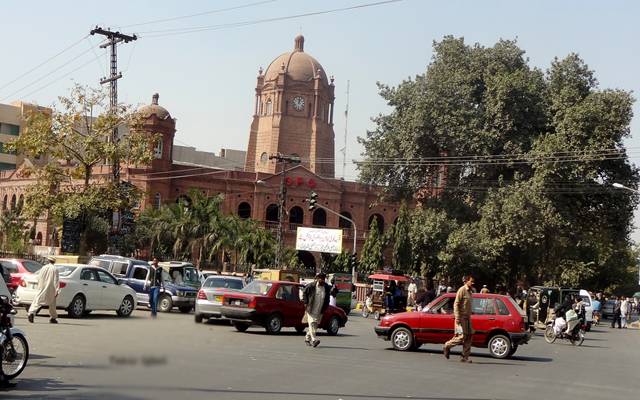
[{"xmin": 269, "ymin": 153, "xmax": 300, "ymax": 268}]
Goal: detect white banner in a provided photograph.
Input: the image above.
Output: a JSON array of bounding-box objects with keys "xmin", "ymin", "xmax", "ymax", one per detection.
[{"xmin": 295, "ymin": 227, "xmax": 343, "ymax": 254}]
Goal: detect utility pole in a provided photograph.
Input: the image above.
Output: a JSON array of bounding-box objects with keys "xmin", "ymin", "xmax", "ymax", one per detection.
[
  {"xmin": 342, "ymin": 80, "xmax": 349, "ymax": 179},
  {"xmin": 90, "ymin": 26, "xmax": 137, "ymax": 254},
  {"xmin": 90, "ymin": 26, "xmax": 137, "ymax": 183},
  {"xmin": 270, "ymin": 153, "xmax": 301, "ymax": 267}
]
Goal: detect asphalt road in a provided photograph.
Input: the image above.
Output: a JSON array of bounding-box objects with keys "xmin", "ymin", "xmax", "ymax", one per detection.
[{"xmin": 2, "ymin": 309, "xmax": 638, "ymax": 400}]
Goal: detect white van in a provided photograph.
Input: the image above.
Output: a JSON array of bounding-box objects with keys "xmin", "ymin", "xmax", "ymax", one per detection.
[{"xmin": 579, "ymin": 289, "xmax": 594, "ymax": 331}]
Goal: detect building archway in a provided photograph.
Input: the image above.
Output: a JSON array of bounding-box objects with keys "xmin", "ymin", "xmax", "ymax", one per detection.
[
  {"xmin": 339, "ymin": 211, "xmax": 353, "ymax": 229},
  {"xmin": 36, "ymin": 232, "xmax": 43, "ymax": 245},
  {"xmin": 368, "ymin": 213, "xmax": 384, "ymax": 233},
  {"xmin": 2, "ymin": 195, "xmax": 6, "ymax": 211},
  {"xmin": 237, "ymin": 202, "xmax": 252, "ymax": 219},
  {"xmin": 265, "ymin": 204, "xmax": 279, "ymax": 222},
  {"xmin": 17, "ymin": 194, "xmax": 24, "ymax": 211},
  {"xmin": 289, "ymin": 206, "xmax": 304, "ymax": 224},
  {"xmin": 10, "ymin": 194, "xmax": 16, "ymax": 210},
  {"xmin": 297, "ymin": 250, "xmax": 317, "ymax": 274},
  {"xmin": 312, "ymin": 209, "xmax": 327, "ymax": 226}
]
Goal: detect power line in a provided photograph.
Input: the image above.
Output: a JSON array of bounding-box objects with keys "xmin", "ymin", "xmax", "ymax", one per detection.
[
  {"xmin": 0, "ymin": 34, "xmax": 89, "ymax": 92},
  {"xmin": 119, "ymin": 0, "xmax": 278, "ymax": 28},
  {"xmin": 140, "ymin": 0, "xmax": 404, "ymax": 38}
]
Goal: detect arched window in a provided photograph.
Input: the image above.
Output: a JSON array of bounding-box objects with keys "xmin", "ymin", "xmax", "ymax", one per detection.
[
  {"xmin": 312, "ymin": 209, "xmax": 327, "ymax": 226},
  {"xmin": 266, "ymin": 99, "xmax": 273, "ymax": 115},
  {"xmin": 238, "ymin": 202, "xmax": 252, "ymax": 219},
  {"xmin": 36, "ymin": 232, "xmax": 43, "ymax": 245},
  {"xmin": 289, "ymin": 206, "xmax": 304, "ymax": 224},
  {"xmin": 10, "ymin": 194, "xmax": 16, "ymax": 210},
  {"xmin": 153, "ymin": 193, "xmax": 162, "ymax": 209},
  {"xmin": 368, "ymin": 213, "xmax": 384, "ymax": 233},
  {"xmin": 176, "ymin": 195, "xmax": 192, "ymax": 208},
  {"xmin": 265, "ymin": 204, "xmax": 279, "ymax": 222},
  {"xmin": 17, "ymin": 194, "xmax": 24, "ymax": 211},
  {"xmin": 2, "ymin": 195, "xmax": 7, "ymax": 211},
  {"xmin": 339, "ymin": 211, "xmax": 352, "ymax": 229},
  {"xmin": 154, "ymin": 138, "xmax": 163, "ymax": 159}
]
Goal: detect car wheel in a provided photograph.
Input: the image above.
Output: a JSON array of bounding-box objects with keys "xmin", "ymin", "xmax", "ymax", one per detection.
[
  {"xmin": 194, "ymin": 313, "xmax": 204, "ymax": 323},
  {"xmin": 158, "ymin": 294, "xmax": 173, "ymax": 313},
  {"xmin": 234, "ymin": 322, "xmax": 250, "ymax": 332},
  {"xmin": 391, "ymin": 327, "xmax": 414, "ymax": 351},
  {"xmin": 326, "ymin": 316, "xmax": 340, "ymax": 336},
  {"xmin": 373, "ymin": 310, "xmax": 381, "ymax": 320},
  {"xmin": 265, "ymin": 314, "xmax": 283, "ymax": 334},
  {"xmin": 544, "ymin": 325, "xmax": 557, "ymax": 344},
  {"xmin": 488, "ymin": 334, "xmax": 512, "ymax": 359},
  {"xmin": 116, "ymin": 296, "xmax": 134, "ymax": 317},
  {"xmin": 179, "ymin": 306, "xmax": 192, "ymax": 313},
  {"xmin": 67, "ymin": 295, "xmax": 85, "ymax": 318}
]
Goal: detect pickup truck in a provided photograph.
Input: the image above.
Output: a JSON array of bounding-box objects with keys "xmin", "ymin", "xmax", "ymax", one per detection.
[
  {"xmin": 220, "ymin": 280, "xmax": 348, "ymax": 335},
  {"xmin": 89, "ymin": 255, "xmax": 198, "ymax": 313}
]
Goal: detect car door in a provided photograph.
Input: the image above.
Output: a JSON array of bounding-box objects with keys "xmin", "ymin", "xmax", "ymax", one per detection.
[
  {"xmin": 470, "ymin": 297, "xmax": 496, "ymax": 345},
  {"xmin": 78, "ymin": 268, "xmax": 104, "ymax": 309},
  {"xmin": 274, "ymin": 284, "xmax": 301, "ymax": 326},
  {"xmin": 96, "ymin": 269, "xmax": 122, "ymax": 309},
  {"xmin": 419, "ymin": 295, "xmax": 455, "ymax": 343},
  {"xmin": 128, "ymin": 265, "xmax": 151, "ymax": 305}
]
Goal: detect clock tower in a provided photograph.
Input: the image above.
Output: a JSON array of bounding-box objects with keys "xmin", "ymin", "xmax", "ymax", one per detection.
[{"xmin": 245, "ymin": 35, "xmax": 336, "ymax": 177}]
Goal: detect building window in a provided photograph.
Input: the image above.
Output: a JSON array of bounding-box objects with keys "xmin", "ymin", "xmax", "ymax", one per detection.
[
  {"xmin": 289, "ymin": 206, "xmax": 304, "ymax": 224},
  {"xmin": 368, "ymin": 214, "xmax": 385, "ymax": 233},
  {"xmin": 260, "ymin": 152, "xmax": 268, "ymax": 165},
  {"xmin": 10, "ymin": 194, "xmax": 16, "ymax": 210},
  {"xmin": 0, "ymin": 162, "xmax": 16, "ymax": 171},
  {"xmin": 265, "ymin": 204, "xmax": 279, "ymax": 222},
  {"xmin": 312, "ymin": 209, "xmax": 327, "ymax": 226},
  {"xmin": 153, "ymin": 139, "xmax": 163, "ymax": 159},
  {"xmin": 238, "ymin": 202, "xmax": 251, "ymax": 219},
  {"xmin": 0, "ymin": 123, "xmax": 20, "ymax": 136},
  {"xmin": 153, "ymin": 193, "xmax": 161, "ymax": 209},
  {"xmin": 339, "ymin": 211, "xmax": 352, "ymax": 229},
  {"xmin": 266, "ymin": 99, "xmax": 273, "ymax": 115}
]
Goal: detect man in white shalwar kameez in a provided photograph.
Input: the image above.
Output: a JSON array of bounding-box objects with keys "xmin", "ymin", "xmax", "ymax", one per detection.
[
  {"xmin": 28, "ymin": 256, "xmax": 59, "ymax": 324},
  {"xmin": 302, "ymin": 272, "xmax": 331, "ymax": 347}
]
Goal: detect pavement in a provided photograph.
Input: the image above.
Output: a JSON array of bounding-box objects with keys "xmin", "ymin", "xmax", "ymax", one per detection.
[{"xmin": 1, "ymin": 309, "xmax": 638, "ymax": 400}]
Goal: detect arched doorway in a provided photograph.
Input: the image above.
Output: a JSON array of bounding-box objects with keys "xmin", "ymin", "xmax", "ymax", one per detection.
[
  {"xmin": 10, "ymin": 194, "xmax": 16, "ymax": 210},
  {"xmin": 312, "ymin": 209, "xmax": 327, "ymax": 226},
  {"xmin": 265, "ymin": 204, "xmax": 279, "ymax": 222},
  {"xmin": 36, "ymin": 232, "xmax": 43, "ymax": 245},
  {"xmin": 237, "ymin": 202, "xmax": 251, "ymax": 219},
  {"xmin": 289, "ymin": 206, "xmax": 304, "ymax": 224},
  {"xmin": 297, "ymin": 250, "xmax": 317, "ymax": 274},
  {"xmin": 368, "ymin": 213, "xmax": 384, "ymax": 233},
  {"xmin": 339, "ymin": 211, "xmax": 353, "ymax": 229}
]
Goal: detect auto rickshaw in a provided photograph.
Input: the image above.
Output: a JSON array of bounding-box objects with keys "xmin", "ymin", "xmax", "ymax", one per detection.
[
  {"xmin": 526, "ymin": 286, "xmax": 579, "ymax": 329},
  {"xmin": 362, "ymin": 273, "xmax": 410, "ymax": 320}
]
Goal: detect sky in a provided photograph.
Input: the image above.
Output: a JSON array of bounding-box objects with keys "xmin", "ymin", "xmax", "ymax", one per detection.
[{"xmin": 2, "ymin": 0, "xmax": 640, "ymax": 238}]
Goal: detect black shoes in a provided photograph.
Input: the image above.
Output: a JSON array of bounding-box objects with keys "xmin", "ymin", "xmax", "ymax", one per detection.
[
  {"xmin": 27, "ymin": 314, "xmax": 34, "ymax": 323},
  {"xmin": 443, "ymin": 346, "xmax": 450, "ymax": 359},
  {"xmin": 49, "ymin": 318, "xmax": 58, "ymax": 324}
]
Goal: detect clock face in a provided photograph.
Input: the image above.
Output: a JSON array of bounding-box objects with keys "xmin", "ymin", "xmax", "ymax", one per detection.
[{"xmin": 292, "ymin": 96, "xmax": 305, "ymax": 111}]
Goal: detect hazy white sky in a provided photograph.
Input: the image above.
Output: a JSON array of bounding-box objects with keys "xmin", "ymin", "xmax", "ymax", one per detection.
[{"xmin": 2, "ymin": 0, "xmax": 639, "ymax": 239}]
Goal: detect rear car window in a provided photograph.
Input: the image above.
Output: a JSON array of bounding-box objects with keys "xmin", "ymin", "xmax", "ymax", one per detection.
[
  {"xmin": 242, "ymin": 281, "xmax": 272, "ymax": 295},
  {"xmin": 204, "ymin": 278, "xmax": 243, "ymax": 290},
  {"xmin": 0, "ymin": 261, "xmax": 18, "ymax": 273},
  {"xmin": 472, "ymin": 298, "xmax": 495, "ymax": 315},
  {"xmin": 23, "ymin": 260, "xmax": 43, "ymax": 273},
  {"xmin": 56, "ymin": 265, "xmax": 77, "ymax": 277},
  {"xmin": 495, "ymin": 299, "xmax": 511, "ymax": 315},
  {"xmin": 506, "ymin": 296, "xmax": 526, "ymax": 317}
]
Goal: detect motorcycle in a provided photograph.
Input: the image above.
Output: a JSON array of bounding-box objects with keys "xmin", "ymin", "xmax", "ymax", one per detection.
[
  {"xmin": 544, "ymin": 316, "xmax": 586, "ymax": 346},
  {"xmin": 0, "ymin": 295, "xmax": 29, "ymax": 382}
]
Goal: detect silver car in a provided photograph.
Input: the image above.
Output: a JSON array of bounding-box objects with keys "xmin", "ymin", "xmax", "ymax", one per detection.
[{"xmin": 194, "ymin": 276, "xmax": 245, "ymax": 323}]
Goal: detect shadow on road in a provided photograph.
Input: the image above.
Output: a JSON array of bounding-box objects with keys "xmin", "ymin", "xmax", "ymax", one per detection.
[
  {"xmin": 1, "ymin": 378, "xmax": 145, "ymax": 399},
  {"xmin": 408, "ymin": 348, "xmax": 553, "ymax": 363}
]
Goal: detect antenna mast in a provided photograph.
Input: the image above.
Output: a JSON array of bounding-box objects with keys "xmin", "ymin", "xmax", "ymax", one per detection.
[{"xmin": 342, "ymin": 80, "xmax": 350, "ymax": 179}]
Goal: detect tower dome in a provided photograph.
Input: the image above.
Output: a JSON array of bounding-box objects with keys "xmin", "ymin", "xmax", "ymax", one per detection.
[
  {"xmin": 138, "ymin": 93, "xmax": 171, "ymax": 120},
  {"xmin": 263, "ymin": 35, "xmax": 328, "ymax": 85}
]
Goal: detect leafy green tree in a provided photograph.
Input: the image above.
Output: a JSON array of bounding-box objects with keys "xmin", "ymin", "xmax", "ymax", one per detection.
[
  {"xmin": 0, "ymin": 209, "xmax": 29, "ymax": 253},
  {"xmin": 391, "ymin": 203, "xmax": 412, "ymax": 273},
  {"xmin": 409, "ymin": 207, "xmax": 458, "ymax": 280},
  {"xmin": 359, "ymin": 217, "xmax": 385, "ymax": 275},
  {"xmin": 8, "ymin": 84, "xmax": 157, "ymax": 255}
]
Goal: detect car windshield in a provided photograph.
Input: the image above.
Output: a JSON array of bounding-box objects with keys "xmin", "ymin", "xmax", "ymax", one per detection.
[
  {"xmin": 204, "ymin": 278, "xmax": 243, "ymax": 290},
  {"xmin": 506, "ymin": 296, "xmax": 526, "ymax": 317},
  {"xmin": 182, "ymin": 267, "xmax": 200, "ymax": 285},
  {"xmin": 55, "ymin": 265, "xmax": 77, "ymax": 277},
  {"xmin": 23, "ymin": 260, "xmax": 43, "ymax": 273},
  {"xmin": 242, "ymin": 281, "xmax": 272, "ymax": 295}
]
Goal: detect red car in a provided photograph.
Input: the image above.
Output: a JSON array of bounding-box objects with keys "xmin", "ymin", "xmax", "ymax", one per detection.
[
  {"xmin": 0, "ymin": 259, "xmax": 44, "ymax": 293},
  {"xmin": 220, "ymin": 280, "xmax": 348, "ymax": 335},
  {"xmin": 375, "ymin": 293, "xmax": 532, "ymax": 358}
]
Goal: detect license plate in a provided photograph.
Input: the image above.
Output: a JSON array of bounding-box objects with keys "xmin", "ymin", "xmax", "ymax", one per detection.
[
  {"xmin": 233, "ymin": 299, "xmax": 242, "ymax": 306},
  {"xmin": 215, "ymin": 296, "xmax": 223, "ymax": 303}
]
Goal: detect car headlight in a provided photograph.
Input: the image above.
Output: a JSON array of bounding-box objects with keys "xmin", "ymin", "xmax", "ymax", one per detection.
[{"xmin": 176, "ymin": 291, "xmax": 184, "ymax": 297}]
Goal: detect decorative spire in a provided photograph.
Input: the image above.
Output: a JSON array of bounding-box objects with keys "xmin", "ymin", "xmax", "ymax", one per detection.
[
  {"xmin": 152, "ymin": 93, "xmax": 159, "ymax": 105},
  {"xmin": 258, "ymin": 66, "xmax": 264, "ymax": 76},
  {"xmin": 294, "ymin": 34, "xmax": 304, "ymax": 52}
]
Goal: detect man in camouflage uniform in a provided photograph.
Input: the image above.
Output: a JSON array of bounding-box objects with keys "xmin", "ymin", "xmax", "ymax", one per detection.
[{"xmin": 443, "ymin": 275, "xmax": 475, "ymax": 363}]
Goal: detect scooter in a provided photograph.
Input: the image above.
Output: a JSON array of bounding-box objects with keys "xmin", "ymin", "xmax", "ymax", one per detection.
[
  {"xmin": 0, "ymin": 295, "xmax": 29, "ymax": 382},
  {"xmin": 544, "ymin": 317, "xmax": 586, "ymax": 346}
]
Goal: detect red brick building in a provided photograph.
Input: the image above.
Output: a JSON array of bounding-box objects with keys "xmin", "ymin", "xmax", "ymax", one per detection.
[{"xmin": 0, "ymin": 35, "xmax": 400, "ymax": 270}]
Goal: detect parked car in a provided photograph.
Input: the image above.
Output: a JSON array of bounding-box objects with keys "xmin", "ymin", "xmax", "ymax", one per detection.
[
  {"xmin": 374, "ymin": 293, "xmax": 532, "ymax": 359},
  {"xmin": 15, "ymin": 264, "xmax": 137, "ymax": 318},
  {"xmin": 199, "ymin": 270, "xmax": 219, "ymax": 284},
  {"xmin": 220, "ymin": 280, "xmax": 348, "ymax": 335},
  {"xmin": 601, "ymin": 300, "xmax": 616, "ymax": 319},
  {"xmin": 195, "ymin": 275, "xmax": 245, "ymax": 323},
  {"xmin": 579, "ymin": 289, "xmax": 594, "ymax": 331},
  {"xmin": 0, "ymin": 259, "xmax": 43, "ymax": 293},
  {"xmin": 89, "ymin": 255, "xmax": 198, "ymax": 313}
]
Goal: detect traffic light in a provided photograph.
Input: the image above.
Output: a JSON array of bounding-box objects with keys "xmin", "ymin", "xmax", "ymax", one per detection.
[
  {"xmin": 349, "ymin": 252, "xmax": 358, "ymax": 268},
  {"xmin": 308, "ymin": 191, "xmax": 318, "ymax": 211}
]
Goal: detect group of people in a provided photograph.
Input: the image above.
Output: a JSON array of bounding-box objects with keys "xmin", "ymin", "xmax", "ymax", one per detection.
[{"xmin": 609, "ymin": 295, "xmax": 638, "ymax": 329}]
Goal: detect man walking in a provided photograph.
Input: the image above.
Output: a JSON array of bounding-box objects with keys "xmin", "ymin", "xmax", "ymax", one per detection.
[
  {"xmin": 611, "ymin": 297, "xmax": 622, "ymax": 329},
  {"xmin": 27, "ymin": 256, "xmax": 59, "ymax": 324},
  {"xmin": 620, "ymin": 297, "xmax": 629, "ymax": 328},
  {"xmin": 443, "ymin": 275, "xmax": 475, "ymax": 363},
  {"xmin": 145, "ymin": 257, "xmax": 164, "ymax": 318},
  {"xmin": 302, "ymin": 272, "xmax": 331, "ymax": 348}
]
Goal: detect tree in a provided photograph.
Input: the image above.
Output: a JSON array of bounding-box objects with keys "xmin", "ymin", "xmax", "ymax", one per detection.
[
  {"xmin": 359, "ymin": 217, "xmax": 385, "ymax": 275},
  {"xmin": 409, "ymin": 207, "xmax": 457, "ymax": 280},
  {"xmin": 0, "ymin": 209, "xmax": 29, "ymax": 253},
  {"xmin": 391, "ymin": 203, "xmax": 412, "ymax": 273},
  {"xmin": 8, "ymin": 85, "xmax": 157, "ymax": 255}
]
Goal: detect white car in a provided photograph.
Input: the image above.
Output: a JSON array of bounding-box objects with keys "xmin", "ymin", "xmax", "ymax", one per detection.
[
  {"xmin": 16, "ymin": 264, "xmax": 138, "ymax": 318},
  {"xmin": 580, "ymin": 289, "xmax": 594, "ymax": 330}
]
